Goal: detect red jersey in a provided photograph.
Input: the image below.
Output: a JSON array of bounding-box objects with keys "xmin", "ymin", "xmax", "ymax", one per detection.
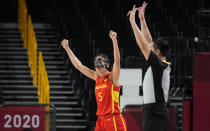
[{"xmin": 95, "ymin": 73, "xmax": 121, "ymax": 116}]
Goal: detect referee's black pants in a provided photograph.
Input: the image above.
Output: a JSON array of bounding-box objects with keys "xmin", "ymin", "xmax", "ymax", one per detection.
[{"xmin": 143, "ymin": 103, "xmax": 169, "ymax": 131}]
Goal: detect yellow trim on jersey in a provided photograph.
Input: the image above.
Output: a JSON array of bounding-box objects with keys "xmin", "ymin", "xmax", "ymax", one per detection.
[
  {"xmin": 112, "ymin": 85, "xmax": 114, "ymax": 113},
  {"xmin": 120, "ymin": 114, "xmax": 127, "ymax": 131},
  {"xmin": 112, "ymin": 85, "xmax": 121, "ymax": 113},
  {"xmin": 113, "ymin": 116, "xmax": 117, "ymax": 131},
  {"xmin": 113, "ymin": 90, "xmax": 119, "ymax": 103}
]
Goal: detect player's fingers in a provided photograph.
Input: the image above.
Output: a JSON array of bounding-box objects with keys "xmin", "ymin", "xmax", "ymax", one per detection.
[{"xmin": 112, "ymin": 32, "xmax": 116, "ymax": 36}]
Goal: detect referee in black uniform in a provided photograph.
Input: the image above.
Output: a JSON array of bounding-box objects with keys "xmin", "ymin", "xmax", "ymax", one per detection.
[
  {"xmin": 128, "ymin": 2, "xmax": 170, "ymax": 131},
  {"xmin": 142, "ymin": 38, "xmax": 170, "ymax": 131}
]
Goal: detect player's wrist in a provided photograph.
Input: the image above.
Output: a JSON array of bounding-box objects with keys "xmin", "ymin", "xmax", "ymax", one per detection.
[{"xmin": 112, "ymin": 38, "xmax": 117, "ymax": 42}]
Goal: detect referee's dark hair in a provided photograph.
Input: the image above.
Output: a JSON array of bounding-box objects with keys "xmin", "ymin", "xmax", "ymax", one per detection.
[{"xmin": 153, "ymin": 37, "xmax": 170, "ymax": 57}]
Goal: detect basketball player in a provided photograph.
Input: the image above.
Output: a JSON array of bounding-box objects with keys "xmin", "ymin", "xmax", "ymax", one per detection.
[
  {"xmin": 61, "ymin": 30, "xmax": 127, "ymax": 131},
  {"xmin": 127, "ymin": 2, "xmax": 171, "ymax": 131}
]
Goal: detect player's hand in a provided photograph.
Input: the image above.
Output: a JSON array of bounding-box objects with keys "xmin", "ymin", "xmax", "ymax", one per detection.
[
  {"xmin": 109, "ymin": 30, "xmax": 117, "ymax": 40},
  {"xmin": 127, "ymin": 5, "xmax": 137, "ymax": 22},
  {"xmin": 61, "ymin": 39, "xmax": 69, "ymax": 50},
  {"xmin": 137, "ymin": 2, "xmax": 147, "ymax": 20}
]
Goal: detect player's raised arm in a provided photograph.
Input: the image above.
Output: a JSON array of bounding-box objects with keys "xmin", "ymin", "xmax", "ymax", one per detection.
[
  {"xmin": 61, "ymin": 39, "xmax": 97, "ymax": 80},
  {"xmin": 109, "ymin": 30, "xmax": 120, "ymax": 86}
]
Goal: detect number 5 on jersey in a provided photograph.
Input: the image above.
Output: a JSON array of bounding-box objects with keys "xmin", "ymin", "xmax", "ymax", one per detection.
[{"xmin": 98, "ymin": 92, "xmax": 103, "ymax": 102}]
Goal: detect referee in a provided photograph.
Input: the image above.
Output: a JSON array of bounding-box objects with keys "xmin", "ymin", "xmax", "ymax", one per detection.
[
  {"xmin": 128, "ymin": 2, "xmax": 171, "ymax": 131},
  {"xmin": 142, "ymin": 38, "xmax": 170, "ymax": 131}
]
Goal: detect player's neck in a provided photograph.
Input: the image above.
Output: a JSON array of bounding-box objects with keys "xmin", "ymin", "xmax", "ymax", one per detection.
[{"xmin": 98, "ymin": 71, "xmax": 109, "ymax": 78}]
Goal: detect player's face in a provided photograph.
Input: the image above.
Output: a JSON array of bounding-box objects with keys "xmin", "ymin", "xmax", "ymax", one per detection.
[
  {"xmin": 95, "ymin": 66, "xmax": 107, "ymax": 73},
  {"xmin": 94, "ymin": 56, "xmax": 108, "ymax": 74}
]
